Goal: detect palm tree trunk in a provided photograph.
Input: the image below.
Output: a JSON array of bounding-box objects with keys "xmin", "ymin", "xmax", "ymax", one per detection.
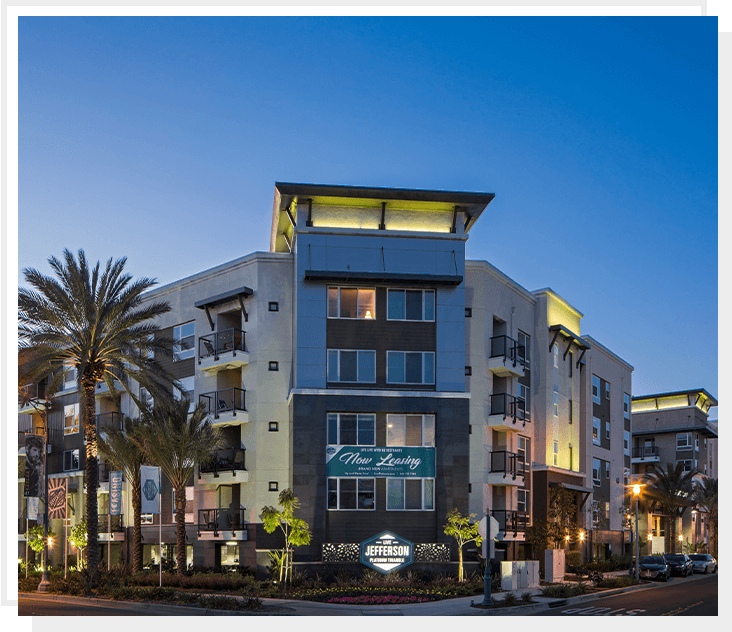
[
  {"xmin": 82, "ymin": 380, "xmax": 99, "ymax": 577},
  {"xmin": 132, "ymin": 479, "xmax": 142, "ymax": 573},
  {"xmin": 175, "ymin": 487, "xmax": 186, "ymax": 576},
  {"xmin": 667, "ymin": 513, "xmax": 676, "ymax": 554}
]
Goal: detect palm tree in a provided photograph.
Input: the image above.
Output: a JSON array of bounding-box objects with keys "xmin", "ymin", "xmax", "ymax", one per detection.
[
  {"xmin": 98, "ymin": 417, "xmax": 148, "ymax": 573},
  {"xmin": 643, "ymin": 462, "xmax": 697, "ymax": 554},
  {"xmin": 133, "ymin": 397, "xmax": 220, "ymax": 575},
  {"xmin": 18, "ymin": 249, "xmax": 173, "ymax": 576},
  {"xmin": 693, "ymin": 477, "xmax": 718, "ymax": 558}
]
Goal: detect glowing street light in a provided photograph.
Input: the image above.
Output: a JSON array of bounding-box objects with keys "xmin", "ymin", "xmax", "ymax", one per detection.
[{"xmin": 629, "ymin": 483, "xmax": 645, "ymax": 581}]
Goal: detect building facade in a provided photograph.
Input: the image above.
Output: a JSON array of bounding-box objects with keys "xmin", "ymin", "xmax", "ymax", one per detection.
[{"xmin": 19, "ymin": 182, "xmax": 636, "ymax": 575}]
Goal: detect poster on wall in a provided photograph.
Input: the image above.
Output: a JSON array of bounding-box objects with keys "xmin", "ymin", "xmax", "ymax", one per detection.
[
  {"xmin": 140, "ymin": 465, "xmax": 160, "ymax": 514},
  {"xmin": 326, "ymin": 445, "xmax": 435, "ymax": 478},
  {"xmin": 23, "ymin": 434, "xmax": 45, "ymax": 497}
]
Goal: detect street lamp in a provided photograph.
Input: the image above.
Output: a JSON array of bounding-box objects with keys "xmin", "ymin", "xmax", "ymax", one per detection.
[{"xmin": 631, "ymin": 483, "xmax": 645, "ymax": 582}]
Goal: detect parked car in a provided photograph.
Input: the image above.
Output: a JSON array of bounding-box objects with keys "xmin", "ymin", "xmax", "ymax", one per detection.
[
  {"xmin": 664, "ymin": 553, "xmax": 693, "ymax": 577},
  {"xmin": 688, "ymin": 554, "xmax": 717, "ymax": 574},
  {"xmin": 630, "ymin": 555, "xmax": 669, "ymax": 581}
]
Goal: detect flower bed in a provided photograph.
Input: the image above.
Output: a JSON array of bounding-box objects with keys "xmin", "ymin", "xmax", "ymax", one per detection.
[
  {"xmin": 288, "ymin": 584, "xmax": 479, "ymax": 603},
  {"xmin": 327, "ymin": 595, "xmax": 430, "ymax": 605}
]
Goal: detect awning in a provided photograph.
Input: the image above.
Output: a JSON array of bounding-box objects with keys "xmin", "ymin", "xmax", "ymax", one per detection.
[{"xmin": 194, "ymin": 286, "xmax": 254, "ymax": 331}]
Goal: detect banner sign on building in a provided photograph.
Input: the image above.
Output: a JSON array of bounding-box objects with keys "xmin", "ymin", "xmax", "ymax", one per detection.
[
  {"xmin": 326, "ymin": 445, "xmax": 435, "ymax": 478},
  {"xmin": 27, "ymin": 497, "xmax": 39, "ymax": 521},
  {"xmin": 360, "ymin": 531, "xmax": 414, "ymax": 574},
  {"xmin": 48, "ymin": 478, "xmax": 67, "ymax": 520},
  {"xmin": 23, "ymin": 434, "xmax": 45, "ymax": 498},
  {"xmin": 109, "ymin": 471, "xmax": 123, "ymax": 515},
  {"xmin": 140, "ymin": 465, "xmax": 160, "ymax": 514}
]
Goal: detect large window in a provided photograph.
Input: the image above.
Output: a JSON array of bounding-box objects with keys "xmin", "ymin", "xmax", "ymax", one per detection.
[
  {"xmin": 386, "ymin": 351, "xmax": 435, "ymax": 385},
  {"xmin": 386, "ymin": 414, "xmax": 435, "ymax": 447},
  {"xmin": 327, "ymin": 413, "xmax": 376, "ymax": 445},
  {"xmin": 677, "ymin": 432, "xmax": 692, "ymax": 451},
  {"xmin": 387, "ymin": 289, "xmax": 435, "ymax": 321},
  {"xmin": 327, "ymin": 287, "xmax": 375, "ymax": 319},
  {"xmin": 592, "ymin": 375, "xmax": 601, "ymax": 404},
  {"xmin": 624, "ymin": 393, "xmax": 631, "ymax": 419},
  {"xmin": 592, "ymin": 417, "xmax": 601, "ymax": 445},
  {"xmin": 173, "ymin": 322, "xmax": 195, "ymax": 361},
  {"xmin": 327, "ymin": 478, "xmax": 375, "ymax": 510},
  {"xmin": 517, "ymin": 330, "xmax": 530, "ymax": 367},
  {"xmin": 174, "ymin": 376, "xmax": 195, "ymax": 412},
  {"xmin": 386, "ymin": 479, "xmax": 434, "ymax": 510},
  {"xmin": 327, "ymin": 349, "xmax": 376, "ymax": 383},
  {"xmin": 63, "ymin": 449, "xmax": 80, "ymax": 472},
  {"xmin": 517, "ymin": 488, "xmax": 530, "ymax": 514},
  {"xmin": 517, "ymin": 436, "xmax": 529, "ymax": 473},
  {"xmin": 64, "ymin": 403, "xmax": 79, "ymax": 435},
  {"xmin": 677, "ymin": 459, "xmax": 692, "ymax": 473},
  {"xmin": 63, "ymin": 362, "xmax": 77, "ymax": 391}
]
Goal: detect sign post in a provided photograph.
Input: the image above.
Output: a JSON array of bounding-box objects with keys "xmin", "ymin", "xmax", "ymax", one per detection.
[
  {"xmin": 109, "ymin": 471, "xmax": 123, "ymax": 571},
  {"xmin": 478, "ymin": 511, "xmax": 499, "ymax": 606},
  {"xmin": 141, "ymin": 465, "xmax": 161, "ymax": 586}
]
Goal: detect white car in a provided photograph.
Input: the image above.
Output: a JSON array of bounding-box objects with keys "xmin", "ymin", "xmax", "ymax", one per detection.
[{"xmin": 688, "ymin": 554, "xmax": 717, "ymax": 574}]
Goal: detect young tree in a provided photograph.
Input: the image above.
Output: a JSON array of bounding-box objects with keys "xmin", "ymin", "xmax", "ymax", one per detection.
[
  {"xmin": 261, "ymin": 489, "xmax": 312, "ymax": 587},
  {"xmin": 69, "ymin": 522, "xmax": 88, "ymax": 569},
  {"xmin": 28, "ymin": 525, "xmax": 57, "ymax": 555},
  {"xmin": 19, "ymin": 249, "xmax": 173, "ymax": 576},
  {"xmin": 644, "ymin": 462, "xmax": 697, "ymax": 554},
  {"xmin": 443, "ymin": 508, "xmax": 483, "ymax": 582},
  {"xmin": 547, "ymin": 485, "xmax": 579, "ymax": 547}
]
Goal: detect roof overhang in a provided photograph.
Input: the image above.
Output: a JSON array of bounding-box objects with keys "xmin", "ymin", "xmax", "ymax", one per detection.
[
  {"xmin": 194, "ymin": 286, "xmax": 254, "ymax": 331},
  {"xmin": 549, "ymin": 324, "xmax": 590, "ymax": 367},
  {"xmin": 303, "ymin": 270, "xmax": 463, "ymax": 286}
]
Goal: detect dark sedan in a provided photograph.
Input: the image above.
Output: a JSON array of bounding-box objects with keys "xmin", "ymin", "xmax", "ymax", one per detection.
[
  {"xmin": 631, "ymin": 555, "xmax": 669, "ymax": 581},
  {"xmin": 664, "ymin": 553, "xmax": 693, "ymax": 577}
]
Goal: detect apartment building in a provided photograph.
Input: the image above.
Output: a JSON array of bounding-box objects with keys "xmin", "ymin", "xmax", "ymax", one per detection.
[
  {"xmin": 19, "ymin": 182, "xmax": 634, "ymax": 574},
  {"xmin": 630, "ymin": 389, "xmax": 717, "ymax": 554}
]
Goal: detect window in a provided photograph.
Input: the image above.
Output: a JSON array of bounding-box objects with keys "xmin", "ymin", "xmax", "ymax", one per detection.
[
  {"xmin": 386, "ymin": 478, "xmax": 434, "ymax": 510},
  {"xmin": 553, "ymin": 441, "xmax": 558, "ymax": 466},
  {"xmin": 593, "ymin": 417, "xmax": 601, "ymax": 445},
  {"xmin": 465, "ymin": 366, "xmax": 472, "ymax": 376},
  {"xmin": 387, "ymin": 289, "xmax": 435, "ymax": 321},
  {"xmin": 327, "ymin": 478, "xmax": 375, "ymax": 510},
  {"xmin": 63, "ymin": 449, "xmax": 80, "ymax": 472},
  {"xmin": 695, "ymin": 435, "xmax": 699, "ymax": 451},
  {"xmin": 517, "ymin": 383, "xmax": 530, "ymax": 419},
  {"xmin": 568, "ymin": 351, "xmax": 573, "ymax": 377},
  {"xmin": 553, "ymin": 390, "xmax": 559, "ymax": 417},
  {"xmin": 568, "ymin": 399, "xmax": 573, "ymax": 423},
  {"xmin": 677, "ymin": 459, "xmax": 692, "ymax": 473},
  {"xmin": 173, "ymin": 376, "xmax": 195, "ymax": 412},
  {"xmin": 268, "ymin": 361, "xmax": 279, "ymax": 371},
  {"xmin": 606, "ymin": 421, "xmax": 610, "ymax": 439},
  {"xmin": 517, "ymin": 489, "xmax": 530, "ymax": 514},
  {"xmin": 327, "ymin": 349, "xmax": 376, "ymax": 383},
  {"xmin": 605, "ymin": 381, "xmax": 610, "ymax": 399},
  {"xmin": 624, "ymin": 393, "xmax": 630, "ymax": 419},
  {"xmin": 569, "ymin": 444, "xmax": 573, "ymax": 471},
  {"xmin": 173, "ymin": 322, "xmax": 195, "ymax": 361},
  {"xmin": 140, "ymin": 387, "xmax": 154, "ymax": 410},
  {"xmin": 677, "ymin": 432, "xmax": 692, "ymax": 451},
  {"xmin": 553, "ymin": 344, "xmax": 558, "ymax": 368},
  {"xmin": 592, "ymin": 375, "xmax": 601, "ymax": 404},
  {"xmin": 141, "ymin": 514, "xmax": 154, "ymax": 524},
  {"xmin": 517, "ymin": 330, "xmax": 530, "ymax": 367},
  {"xmin": 605, "ymin": 462, "xmax": 610, "ymax": 479},
  {"xmin": 624, "ymin": 430, "xmax": 630, "ymax": 456},
  {"xmin": 269, "ymin": 481, "xmax": 279, "ymax": 491},
  {"xmin": 328, "ymin": 413, "xmax": 376, "ymax": 446},
  {"xmin": 268, "ymin": 302, "xmax": 279, "ymax": 312},
  {"xmin": 593, "ymin": 458, "xmax": 601, "ymax": 485},
  {"xmin": 386, "ymin": 351, "xmax": 435, "ymax": 385},
  {"xmin": 63, "ymin": 362, "xmax": 77, "ymax": 391},
  {"xmin": 387, "ymin": 415, "xmax": 435, "ymax": 447},
  {"xmin": 517, "ymin": 436, "xmax": 529, "ymax": 473},
  {"xmin": 605, "ymin": 501, "xmax": 610, "ymax": 519},
  {"xmin": 64, "ymin": 403, "xmax": 79, "ymax": 435},
  {"xmin": 327, "ymin": 287, "xmax": 375, "ymax": 319},
  {"xmin": 465, "ymin": 308, "xmax": 472, "ymax": 318},
  {"xmin": 268, "ymin": 421, "xmax": 279, "ymax": 432}
]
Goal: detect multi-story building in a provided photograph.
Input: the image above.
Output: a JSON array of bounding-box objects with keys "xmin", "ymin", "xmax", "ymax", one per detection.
[
  {"xmin": 630, "ymin": 389, "xmax": 718, "ymax": 554},
  {"xmin": 19, "ymin": 182, "xmax": 635, "ymax": 574}
]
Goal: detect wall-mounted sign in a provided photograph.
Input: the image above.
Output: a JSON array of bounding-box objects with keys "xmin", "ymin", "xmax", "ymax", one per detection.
[
  {"xmin": 360, "ymin": 531, "xmax": 414, "ymax": 574},
  {"xmin": 326, "ymin": 445, "xmax": 435, "ymax": 478},
  {"xmin": 109, "ymin": 471, "xmax": 123, "ymax": 515}
]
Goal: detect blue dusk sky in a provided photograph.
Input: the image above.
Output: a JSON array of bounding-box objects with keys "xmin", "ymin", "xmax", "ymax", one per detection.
[{"xmin": 17, "ymin": 16, "xmax": 718, "ymax": 408}]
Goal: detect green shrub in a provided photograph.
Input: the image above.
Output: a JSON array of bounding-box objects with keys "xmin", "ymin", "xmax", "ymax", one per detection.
[
  {"xmin": 501, "ymin": 592, "xmax": 517, "ymax": 607},
  {"xmin": 521, "ymin": 592, "xmax": 534, "ymax": 603},
  {"xmin": 539, "ymin": 582, "xmax": 587, "ymax": 598},
  {"xmin": 596, "ymin": 576, "xmax": 639, "ymax": 589},
  {"xmin": 196, "ymin": 595, "xmax": 242, "ymax": 610},
  {"xmin": 566, "ymin": 551, "xmax": 582, "ymax": 567}
]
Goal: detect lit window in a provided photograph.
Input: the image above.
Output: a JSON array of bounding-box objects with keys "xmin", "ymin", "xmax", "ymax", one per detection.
[
  {"xmin": 327, "ymin": 287, "xmax": 376, "ymax": 319},
  {"xmin": 387, "ymin": 289, "xmax": 435, "ymax": 322},
  {"xmin": 592, "ymin": 375, "xmax": 601, "ymax": 404},
  {"xmin": 327, "ymin": 478, "xmax": 375, "ymax": 510},
  {"xmin": 173, "ymin": 322, "xmax": 195, "ymax": 361},
  {"xmin": 64, "ymin": 403, "xmax": 79, "ymax": 435},
  {"xmin": 592, "ymin": 417, "xmax": 601, "ymax": 445},
  {"xmin": 386, "ymin": 479, "xmax": 434, "ymax": 511},
  {"xmin": 386, "ymin": 351, "xmax": 435, "ymax": 385},
  {"xmin": 387, "ymin": 415, "xmax": 435, "ymax": 447},
  {"xmin": 327, "ymin": 349, "xmax": 376, "ymax": 383},
  {"xmin": 327, "ymin": 413, "xmax": 376, "ymax": 446}
]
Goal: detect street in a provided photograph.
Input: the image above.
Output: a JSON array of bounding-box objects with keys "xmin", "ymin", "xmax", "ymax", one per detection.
[
  {"xmin": 18, "ymin": 596, "xmax": 203, "ymax": 616},
  {"xmin": 533, "ymin": 574, "xmax": 718, "ymax": 616}
]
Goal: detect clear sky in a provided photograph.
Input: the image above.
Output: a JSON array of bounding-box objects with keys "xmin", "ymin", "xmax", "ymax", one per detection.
[{"xmin": 17, "ymin": 16, "xmax": 718, "ymax": 407}]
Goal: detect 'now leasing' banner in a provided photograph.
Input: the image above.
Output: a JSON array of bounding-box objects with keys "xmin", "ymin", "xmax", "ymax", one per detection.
[{"xmin": 326, "ymin": 445, "xmax": 435, "ymax": 478}]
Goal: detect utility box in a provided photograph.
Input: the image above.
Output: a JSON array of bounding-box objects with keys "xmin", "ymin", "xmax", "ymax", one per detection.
[
  {"xmin": 544, "ymin": 548, "xmax": 565, "ymax": 583},
  {"xmin": 516, "ymin": 560, "xmax": 540, "ymax": 588},
  {"xmin": 500, "ymin": 561, "xmax": 517, "ymax": 591}
]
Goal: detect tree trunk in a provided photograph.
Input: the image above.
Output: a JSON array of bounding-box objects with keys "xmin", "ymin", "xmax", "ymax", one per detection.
[
  {"xmin": 458, "ymin": 546, "xmax": 464, "ymax": 582},
  {"xmin": 175, "ymin": 487, "xmax": 187, "ymax": 576},
  {"xmin": 132, "ymin": 479, "xmax": 142, "ymax": 573},
  {"xmin": 82, "ymin": 380, "xmax": 99, "ymax": 578},
  {"xmin": 667, "ymin": 512, "xmax": 676, "ymax": 554}
]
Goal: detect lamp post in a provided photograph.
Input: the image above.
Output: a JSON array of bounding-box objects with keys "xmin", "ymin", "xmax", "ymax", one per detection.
[
  {"xmin": 38, "ymin": 399, "xmax": 52, "ymax": 592},
  {"xmin": 481, "ymin": 508, "xmax": 492, "ymax": 607},
  {"xmin": 633, "ymin": 484, "xmax": 641, "ymax": 581}
]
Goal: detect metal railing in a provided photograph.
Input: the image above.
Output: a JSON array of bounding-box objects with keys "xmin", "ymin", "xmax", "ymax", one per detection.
[
  {"xmin": 490, "ymin": 509, "xmax": 530, "ymax": 536},
  {"xmin": 489, "ymin": 393, "xmax": 530, "ymax": 423},
  {"xmin": 198, "ymin": 328, "xmax": 246, "ymax": 361},
  {"xmin": 199, "ymin": 388, "xmax": 246, "ymax": 418},
  {"xmin": 632, "ymin": 446, "xmax": 660, "ymax": 458},
  {"xmin": 490, "ymin": 335, "xmax": 526, "ymax": 367},
  {"xmin": 199, "ymin": 448, "xmax": 246, "ymax": 477},
  {"xmin": 96, "ymin": 411, "xmax": 123, "ymax": 433},
  {"xmin": 198, "ymin": 508, "xmax": 246, "ymax": 536},
  {"xmin": 98, "ymin": 514, "xmax": 125, "ymax": 532},
  {"xmin": 489, "ymin": 451, "xmax": 526, "ymax": 479}
]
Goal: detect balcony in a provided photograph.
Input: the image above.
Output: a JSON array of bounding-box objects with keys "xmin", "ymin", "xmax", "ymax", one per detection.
[
  {"xmin": 96, "ymin": 411, "xmax": 123, "ymax": 434},
  {"xmin": 490, "ymin": 509, "xmax": 530, "ymax": 538},
  {"xmin": 198, "ymin": 448, "xmax": 248, "ymax": 485},
  {"xmin": 632, "ymin": 446, "xmax": 660, "ymax": 464},
  {"xmin": 488, "ymin": 393, "xmax": 530, "ymax": 432},
  {"xmin": 198, "ymin": 508, "xmax": 248, "ymax": 539},
  {"xmin": 199, "ymin": 388, "xmax": 248, "ymax": 427},
  {"xmin": 486, "ymin": 451, "xmax": 526, "ymax": 487},
  {"xmin": 98, "ymin": 514, "xmax": 126, "ymax": 541},
  {"xmin": 95, "ymin": 377, "xmax": 123, "ymax": 399},
  {"xmin": 19, "ymin": 383, "xmax": 47, "ymax": 413},
  {"xmin": 198, "ymin": 329, "xmax": 249, "ymax": 374},
  {"xmin": 488, "ymin": 336, "xmax": 526, "ymax": 378}
]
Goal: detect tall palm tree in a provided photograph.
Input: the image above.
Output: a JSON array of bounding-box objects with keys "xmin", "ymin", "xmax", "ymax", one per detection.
[
  {"xmin": 643, "ymin": 462, "xmax": 697, "ymax": 554},
  {"xmin": 133, "ymin": 397, "xmax": 220, "ymax": 576},
  {"xmin": 98, "ymin": 417, "xmax": 148, "ymax": 573},
  {"xmin": 18, "ymin": 249, "xmax": 173, "ymax": 576},
  {"xmin": 693, "ymin": 477, "xmax": 718, "ymax": 558}
]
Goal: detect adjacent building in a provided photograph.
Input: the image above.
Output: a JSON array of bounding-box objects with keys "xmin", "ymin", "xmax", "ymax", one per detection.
[{"xmin": 19, "ymin": 182, "xmax": 638, "ymax": 575}]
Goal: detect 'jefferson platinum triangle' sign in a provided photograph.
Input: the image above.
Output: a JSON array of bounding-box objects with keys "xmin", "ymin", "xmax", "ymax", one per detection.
[{"xmin": 360, "ymin": 531, "xmax": 414, "ymax": 573}]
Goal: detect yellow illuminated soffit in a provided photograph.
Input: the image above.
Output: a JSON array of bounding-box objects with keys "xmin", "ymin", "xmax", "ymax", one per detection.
[{"xmin": 308, "ymin": 205, "xmax": 454, "ymax": 233}]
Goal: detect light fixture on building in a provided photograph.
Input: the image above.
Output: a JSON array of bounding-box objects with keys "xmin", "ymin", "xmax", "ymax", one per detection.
[
  {"xmin": 579, "ymin": 531, "xmax": 584, "ymax": 542},
  {"xmin": 365, "ymin": 310, "xmax": 372, "ymax": 319}
]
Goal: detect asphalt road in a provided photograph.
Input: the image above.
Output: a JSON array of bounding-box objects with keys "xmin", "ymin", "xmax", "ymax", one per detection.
[
  {"xmin": 18, "ymin": 596, "xmax": 202, "ymax": 616},
  {"xmin": 533, "ymin": 574, "xmax": 718, "ymax": 616}
]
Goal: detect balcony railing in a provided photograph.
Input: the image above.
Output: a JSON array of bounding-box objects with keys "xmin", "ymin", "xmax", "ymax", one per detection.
[
  {"xmin": 98, "ymin": 514, "xmax": 125, "ymax": 532},
  {"xmin": 96, "ymin": 411, "xmax": 123, "ymax": 433},
  {"xmin": 19, "ymin": 383, "xmax": 46, "ymax": 404},
  {"xmin": 490, "ymin": 393, "xmax": 530, "ymax": 423},
  {"xmin": 198, "ymin": 508, "xmax": 246, "ymax": 536},
  {"xmin": 489, "ymin": 451, "xmax": 526, "ymax": 479},
  {"xmin": 490, "ymin": 335, "xmax": 526, "ymax": 367},
  {"xmin": 199, "ymin": 388, "xmax": 246, "ymax": 418},
  {"xmin": 632, "ymin": 446, "xmax": 660, "ymax": 458},
  {"xmin": 490, "ymin": 509, "xmax": 530, "ymax": 536},
  {"xmin": 199, "ymin": 328, "xmax": 246, "ymax": 361},
  {"xmin": 199, "ymin": 448, "xmax": 246, "ymax": 477}
]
